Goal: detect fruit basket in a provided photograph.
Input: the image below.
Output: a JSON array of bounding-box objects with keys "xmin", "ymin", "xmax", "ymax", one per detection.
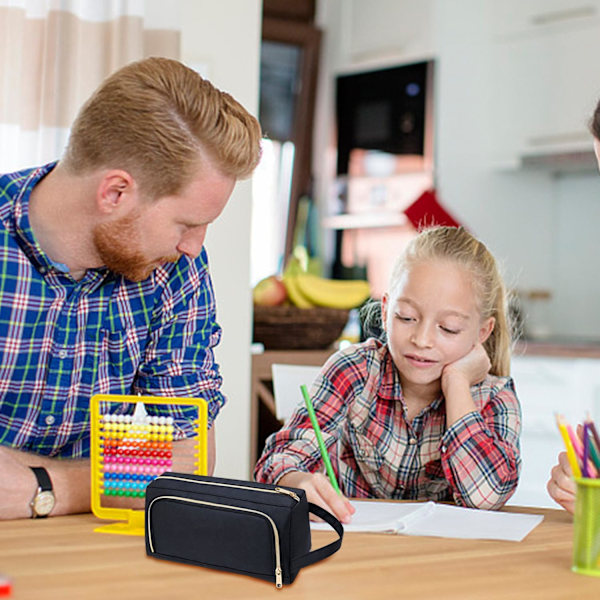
[{"xmin": 252, "ymin": 305, "xmax": 350, "ymax": 350}]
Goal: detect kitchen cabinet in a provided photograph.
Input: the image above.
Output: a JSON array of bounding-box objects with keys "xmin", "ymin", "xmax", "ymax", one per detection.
[
  {"xmin": 493, "ymin": 0, "xmax": 600, "ymax": 39},
  {"xmin": 491, "ymin": 2, "xmax": 600, "ymax": 168},
  {"xmin": 335, "ymin": 0, "xmax": 434, "ymax": 71}
]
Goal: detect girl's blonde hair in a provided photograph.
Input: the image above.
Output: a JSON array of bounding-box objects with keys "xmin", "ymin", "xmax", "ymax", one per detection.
[{"xmin": 388, "ymin": 226, "xmax": 512, "ymax": 376}]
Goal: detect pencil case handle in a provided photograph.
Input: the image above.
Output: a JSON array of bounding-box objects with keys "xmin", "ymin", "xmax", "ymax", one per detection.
[{"xmin": 291, "ymin": 503, "xmax": 344, "ymax": 571}]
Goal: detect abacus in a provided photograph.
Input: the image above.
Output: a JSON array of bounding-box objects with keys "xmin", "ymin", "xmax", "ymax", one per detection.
[{"xmin": 90, "ymin": 394, "xmax": 207, "ymax": 536}]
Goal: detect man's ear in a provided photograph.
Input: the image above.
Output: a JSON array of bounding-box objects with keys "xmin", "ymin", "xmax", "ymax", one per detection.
[
  {"xmin": 96, "ymin": 170, "xmax": 137, "ymax": 215},
  {"xmin": 479, "ymin": 316, "xmax": 496, "ymax": 344}
]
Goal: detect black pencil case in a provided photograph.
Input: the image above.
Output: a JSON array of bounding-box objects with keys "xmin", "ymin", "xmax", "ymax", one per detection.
[{"xmin": 145, "ymin": 472, "xmax": 343, "ymax": 588}]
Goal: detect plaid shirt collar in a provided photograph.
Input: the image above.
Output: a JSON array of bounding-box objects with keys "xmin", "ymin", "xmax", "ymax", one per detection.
[
  {"xmin": 9, "ymin": 162, "xmax": 58, "ymax": 274},
  {"xmin": 377, "ymin": 348, "xmax": 404, "ymax": 401},
  {"xmin": 9, "ymin": 161, "xmax": 110, "ymax": 282}
]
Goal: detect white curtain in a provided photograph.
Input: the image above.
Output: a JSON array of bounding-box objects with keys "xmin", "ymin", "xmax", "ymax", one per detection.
[{"xmin": 0, "ymin": 0, "xmax": 182, "ymax": 172}]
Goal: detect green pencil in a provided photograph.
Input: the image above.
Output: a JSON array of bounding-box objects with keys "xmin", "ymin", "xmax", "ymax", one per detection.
[{"xmin": 300, "ymin": 384, "xmax": 342, "ymax": 495}]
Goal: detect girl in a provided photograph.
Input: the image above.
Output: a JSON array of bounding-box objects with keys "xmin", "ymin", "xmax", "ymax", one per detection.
[{"xmin": 254, "ymin": 226, "xmax": 521, "ymax": 523}]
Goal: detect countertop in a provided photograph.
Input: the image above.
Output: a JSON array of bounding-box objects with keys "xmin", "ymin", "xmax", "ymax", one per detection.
[{"xmin": 515, "ymin": 338, "xmax": 600, "ymax": 359}]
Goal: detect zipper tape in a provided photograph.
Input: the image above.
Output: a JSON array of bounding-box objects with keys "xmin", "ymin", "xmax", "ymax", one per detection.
[{"xmin": 154, "ymin": 475, "xmax": 300, "ymax": 502}]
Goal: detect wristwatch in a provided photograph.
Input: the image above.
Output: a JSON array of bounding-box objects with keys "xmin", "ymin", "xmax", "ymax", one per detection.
[{"xmin": 30, "ymin": 466, "xmax": 55, "ymax": 518}]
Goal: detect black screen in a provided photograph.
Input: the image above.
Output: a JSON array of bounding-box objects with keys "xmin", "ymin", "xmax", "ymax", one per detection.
[{"xmin": 336, "ymin": 61, "xmax": 429, "ymax": 175}]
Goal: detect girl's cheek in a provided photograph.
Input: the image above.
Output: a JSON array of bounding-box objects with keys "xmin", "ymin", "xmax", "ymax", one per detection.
[{"xmin": 441, "ymin": 339, "xmax": 468, "ymax": 361}]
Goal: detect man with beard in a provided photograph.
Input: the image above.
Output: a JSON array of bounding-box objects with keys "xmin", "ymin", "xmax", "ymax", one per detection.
[{"xmin": 0, "ymin": 57, "xmax": 262, "ymax": 519}]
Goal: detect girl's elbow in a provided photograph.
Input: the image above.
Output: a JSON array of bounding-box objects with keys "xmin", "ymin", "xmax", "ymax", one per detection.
[{"xmin": 456, "ymin": 471, "xmax": 520, "ymax": 510}]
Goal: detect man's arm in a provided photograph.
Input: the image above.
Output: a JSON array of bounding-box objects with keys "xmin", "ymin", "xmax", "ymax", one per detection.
[
  {"xmin": 0, "ymin": 446, "xmax": 90, "ymax": 520},
  {"xmin": 0, "ymin": 427, "xmax": 216, "ymax": 520}
]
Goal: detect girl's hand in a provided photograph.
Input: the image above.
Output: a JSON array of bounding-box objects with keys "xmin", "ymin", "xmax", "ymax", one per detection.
[
  {"xmin": 440, "ymin": 344, "xmax": 491, "ymax": 427},
  {"xmin": 546, "ymin": 451, "xmax": 576, "ymax": 514},
  {"xmin": 278, "ymin": 471, "xmax": 355, "ymax": 524},
  {"xmin": 441, "ymin": 342, "xmax": 491, "ymax": 395}
]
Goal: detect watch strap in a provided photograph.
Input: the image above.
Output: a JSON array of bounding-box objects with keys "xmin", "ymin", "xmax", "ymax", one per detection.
[{"xmin": 31, "ymin": 466, "xmax": 53, "ymax": 492}]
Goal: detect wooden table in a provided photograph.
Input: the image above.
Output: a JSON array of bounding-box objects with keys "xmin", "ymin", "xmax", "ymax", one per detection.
[{"xmin": 1, "ymin": 507, "xmax": 599, "ymax": 599}]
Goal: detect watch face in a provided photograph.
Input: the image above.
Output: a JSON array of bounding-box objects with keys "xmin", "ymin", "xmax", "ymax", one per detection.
[{"xmin": 33, "ymin": 491, "xmax": 55, "ymax": 516}]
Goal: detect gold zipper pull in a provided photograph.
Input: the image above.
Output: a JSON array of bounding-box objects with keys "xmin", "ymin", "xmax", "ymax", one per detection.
[
  {"xmin": 275, "ymin": 567, "xmax": 283, "ymax": 588},
  {"xmin": 275, "ymin": 487, "xmax": 300, "ymax": 502}
]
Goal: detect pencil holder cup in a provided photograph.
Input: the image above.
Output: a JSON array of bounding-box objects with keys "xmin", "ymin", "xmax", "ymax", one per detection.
[{"xmin": 572, "ymin": 478, "xmax": 600, "ymax": 577}]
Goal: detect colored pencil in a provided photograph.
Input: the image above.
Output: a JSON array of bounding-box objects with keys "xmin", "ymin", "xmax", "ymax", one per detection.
[
  {"xmin": 587, "ymin": 435, "xmax": 600, "ymax": 472},
  {"xmin": 582, "ymin": 423, "xmax": 590, "ymax": 478},
  {"xmin": 566, "ymin": 420, "xmax": 597, "ymax": 476},
  {"xmin": 300, "ymin": 384, "xmax": 342, "ymax": 495},
  {"xmin": 586, "ymin": 425, "xmax": 600, "ymax": 473},
  {"xmin": 583, "ymin": 414, "xmax": 600, "ymax": 474},
  {"xmin": 566, "ymin": 422, "xmax": 583, "ymax": 460},
  {"xmin": 555, "ymin": 414, "xmax": 582, "ymax": 478},
  {"xmin": 586, "ymin": 413, "xmax": 600, "ymax": 456}
]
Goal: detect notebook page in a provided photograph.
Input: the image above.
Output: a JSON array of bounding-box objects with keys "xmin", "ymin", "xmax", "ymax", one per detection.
[
  {"xmin": 394, "ymin": 501, "xmax": 436, "ymax": 532},
  {"xmin": 403, "ymin": 503, "xmax": 544, "ymax": 541},
  {"xmin": 310, "ymin": 500, "xmax": 544, "ymax": 541},
  {"xmin": 310, "ymin": 500, "xmax": 427, "ymax": 532}
]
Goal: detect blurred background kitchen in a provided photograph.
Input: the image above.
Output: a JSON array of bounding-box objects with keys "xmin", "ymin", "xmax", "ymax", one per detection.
[{"xmin": 254, "ymin": 0, "xmax": 600, "ymax": 341}]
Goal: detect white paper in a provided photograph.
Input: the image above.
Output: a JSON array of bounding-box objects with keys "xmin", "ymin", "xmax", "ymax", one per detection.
[
  {"xmin": 315, "ymin": 500, "xmax": 427, "ymax": 533},
  {"xmin": 311, "ymin": 500, "xmax": 544, "ymax": 542}
]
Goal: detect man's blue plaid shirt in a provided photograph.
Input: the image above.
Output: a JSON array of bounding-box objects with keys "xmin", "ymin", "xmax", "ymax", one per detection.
[{"xmin": 0, "ymin": 163, "xmax": 225, "ymax": 458}]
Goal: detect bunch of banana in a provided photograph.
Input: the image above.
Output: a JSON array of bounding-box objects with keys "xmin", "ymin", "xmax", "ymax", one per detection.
[
  {"xmin": 282, "ymin": 258, "xmax": 370, "ymax": 310},
  {"xmin": 282, "ymin": 257, "xmax": 313, "ymax": 308}
]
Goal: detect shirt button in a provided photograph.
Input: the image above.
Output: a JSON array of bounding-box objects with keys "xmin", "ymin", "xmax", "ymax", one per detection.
[
  {"xmin": 408, "ymin": 438, "xmax": 417, "ymax": 445},
  {"xmin": 441, "ymin": 445, "xmax": 447, "ymax": 453},
  {"xmin": 39, "ymin": 267, "xmax": 46, "ymax": 274},
  {"xmin": 359, "ymin": 448, "xmax": 367, "ymax": 457},
  {"xmin": 45, "ymin": 415, "xmax": 55, "ymax": 426},
  {"xmin": 58, "ymin": 350, "xmax": 67, "ymax": 359}
]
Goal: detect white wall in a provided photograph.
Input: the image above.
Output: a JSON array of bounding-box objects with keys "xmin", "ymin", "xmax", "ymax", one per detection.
[
  {"xmin": 552, "ymin": 173, "xmax": 600, "ymax": 337},
  {"xmin": 179, "ymin": 0, "xmax": 262, "ymax": 478}
]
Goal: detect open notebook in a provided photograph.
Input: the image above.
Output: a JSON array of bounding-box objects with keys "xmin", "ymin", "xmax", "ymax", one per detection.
[{"xmin": 311, "ymin": 500, "xmax": 544, "ymax": 542}]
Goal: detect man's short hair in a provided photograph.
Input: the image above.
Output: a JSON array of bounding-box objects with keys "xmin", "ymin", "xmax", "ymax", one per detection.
[{"xmin": 63, "ymin": 57, "xmax": 262, "ymax": 197}]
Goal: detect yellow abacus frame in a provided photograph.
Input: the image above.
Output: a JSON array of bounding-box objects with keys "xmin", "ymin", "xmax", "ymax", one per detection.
[{"xmin": 90, "ymin": 394, "xmax": 207, "ymax": 536}]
